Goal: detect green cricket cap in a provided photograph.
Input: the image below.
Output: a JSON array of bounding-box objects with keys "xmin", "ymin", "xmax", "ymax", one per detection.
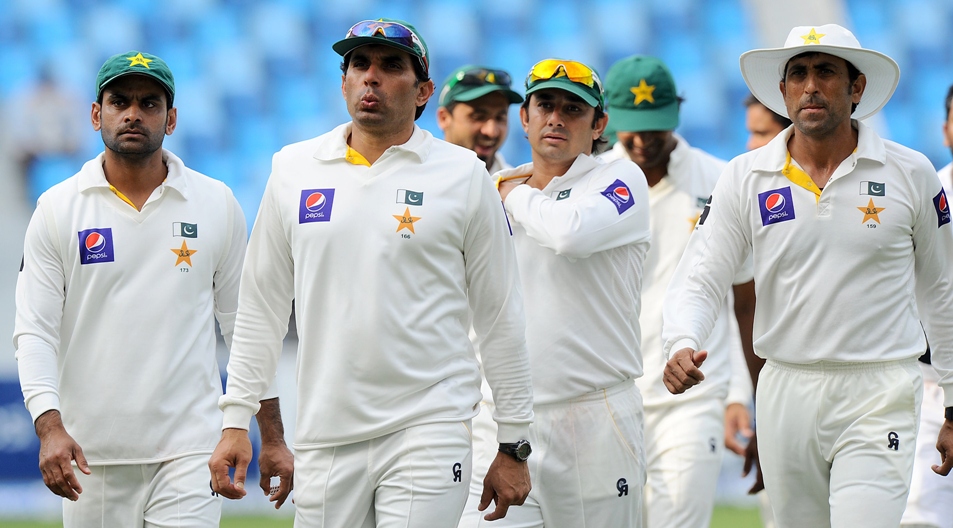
[
  {"xmin": 524, "ymin": 59, "xmax": 605, "ymax": 110},
  {"xmin": 95, "ymin": 51, "xmax": 175, "ymax": 104},
  {"xmin": 438, "ymin": 65, "xmax": 523, "ymax": 107},
  {"xmin": 605, "ymin": 55, "xmax": 679, "ymax": 132},
  {"xmin": 332, "ymin": 18, "xmax": 430, "ymax": 78}
]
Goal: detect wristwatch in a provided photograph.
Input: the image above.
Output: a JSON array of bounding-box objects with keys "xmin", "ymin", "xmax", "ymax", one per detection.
[
  {"xmin": 945, "ymin": 407, "xmax": 953, "ymax": 421},
  {"xmin": 499, "ymin": 440, "xmax": 532, "ymax": 462}
]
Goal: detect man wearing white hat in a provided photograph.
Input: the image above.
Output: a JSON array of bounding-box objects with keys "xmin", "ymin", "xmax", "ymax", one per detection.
[{"xmin": 660, "ymin": 23, "xmax": 953, "ymax": 528}]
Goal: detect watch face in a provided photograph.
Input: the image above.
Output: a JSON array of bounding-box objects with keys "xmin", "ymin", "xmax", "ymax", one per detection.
[{"xmin": 516, "ymin": 441, "xmax": 532, "ymax": 460}]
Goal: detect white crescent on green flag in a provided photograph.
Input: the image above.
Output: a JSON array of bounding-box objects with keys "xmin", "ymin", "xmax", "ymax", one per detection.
[
  {"xmin": 859, "ymin": 181, "xmax": 885, "ymax": 196},
  {"xmin": 396, "ymin": 189, "xmax": 424, "ymax": 206},
  {"xmin": 173, "ymin": 222, "xmax": 198, "ymax": 238}
]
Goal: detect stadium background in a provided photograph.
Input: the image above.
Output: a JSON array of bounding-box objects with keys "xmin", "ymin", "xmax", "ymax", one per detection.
[{"xmin": 0, "ymin": 0, "xmax": 950, "ymax": 525}]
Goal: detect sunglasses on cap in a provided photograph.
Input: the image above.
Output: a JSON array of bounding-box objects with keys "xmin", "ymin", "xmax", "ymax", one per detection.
[
  {"xmin": 344, "ymin": 20, "xmax": 427, "ymax": 62},
  {"xmin": 448, "ymin": 67, "xmax": 513, "ymax": 90},
  {"xmin": 526, "ymin": 59, "xmax": 602, "ymax": 90}
]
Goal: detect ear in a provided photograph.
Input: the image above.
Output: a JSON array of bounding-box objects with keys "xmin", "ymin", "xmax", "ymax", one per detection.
[
  {"xmin": 592, "ymin": 111, "xmax": 609, "ymax": 139},
  {"xmin": 436, "ymin": 106, "xmax": 452, "ymax": 133},
  {"xmin": 416, "ymin": 79, "xmax": 435, "ymax": 108},
  {"xmin": 341, "ymin": 74, "xmax": 346, "ymax": 99},
  {"xmin": 90, "ymin": 102, "xmax": 102, "ymax": 132},
  {"xmin": 520, "ymin": 104, "xmax": 530, "ymax": 134},
  {"xmin": 851, "ymin": 73, "xmax": 867, "ymax": 105},
  {"xmin": 944, "ymin": 121, "xmax": 950, "ymax": 148},
  {"xmin": 165, "ymin": 107, "xmax": 177, "ymax": 135}
]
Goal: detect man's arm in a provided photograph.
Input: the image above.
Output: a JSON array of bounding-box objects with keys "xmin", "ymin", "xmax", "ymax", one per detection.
[
  {"xmin": 34, "ymin": 410, "xmax": 90, "ymax": 500},
  {"xmin": 255, "ymin": 397, "xmax": 293, "ymax": 508},
  {"xmin": 464, "ymin": 163, "xmax": 533, "ymax": 520}
]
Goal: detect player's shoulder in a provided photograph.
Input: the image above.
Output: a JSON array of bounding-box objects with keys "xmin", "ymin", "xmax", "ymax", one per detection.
[{"xmin": 880, "ymin": 137, "xmax": 935, "ymax": 175}]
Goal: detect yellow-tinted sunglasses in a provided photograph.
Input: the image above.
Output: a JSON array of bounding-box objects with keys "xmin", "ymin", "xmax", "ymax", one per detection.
[{"xmin": 527, "ymin": 59, "xmax": 598, "ymax": 88}]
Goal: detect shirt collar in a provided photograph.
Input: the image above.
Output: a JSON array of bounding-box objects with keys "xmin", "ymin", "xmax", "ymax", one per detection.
[
  {"xmin": 77, "ymin": 149, "xmax": 189, "ymax": 199},
  {"xmin": 496, "ymin": 153, "xmax": 600, "ymax": 190},
  {"xmin": 313, "ymin": 122, "xmax": 432, "ymax": 164},
  {"xmin": 750, "ymin": 119, "xmax": 886, "ymax": 174}
]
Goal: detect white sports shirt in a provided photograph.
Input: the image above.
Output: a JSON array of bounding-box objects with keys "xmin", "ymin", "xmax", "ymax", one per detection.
[
  {"xmin": 220, "ymin": 123, "xmax": 534, "ymax": 448},
  {"xmin": 497, "ymin": 153, "xmax": 651, "ymax": 404},
  {"xmin": 14, "ymin": 150, "xmax": 246, "ymax": 464},
  {"xmin": 602, "ymin": 138, "xmax": 752, "ymax": 407},
  {"xmin": 938, "ymin": 162, "xmax": 952, "ymax": 192},
  {"xmin": 663, "ymin": 120, "xmax": 953, "ymax": 406}
]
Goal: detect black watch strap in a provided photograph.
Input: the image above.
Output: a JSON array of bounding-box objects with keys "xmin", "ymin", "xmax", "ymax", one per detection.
[
  {"xmin": 499, "ymin": 440, "xmax": 532, "ymax": 462},
  {"xmin": 945, "ymin": 407, "xmax": 953, "ymax": 421}
]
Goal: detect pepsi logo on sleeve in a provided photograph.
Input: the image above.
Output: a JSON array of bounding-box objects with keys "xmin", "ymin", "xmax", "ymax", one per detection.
[
  {"xmin": 758, "ymin": 187, "xmax": 796, "ymax": 226},
  {"xmin": 600, "ymin": 179, "xmax": 635, "ymax": 215},
  {"xmin": 934, "ymin": 188, "xmax": 951, "ymax": 228}
]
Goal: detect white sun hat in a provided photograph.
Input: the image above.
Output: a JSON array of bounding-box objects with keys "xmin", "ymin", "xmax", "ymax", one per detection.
[{"xmin": 740, "ymin": 24, "xmax": 900, "ymax": 121}]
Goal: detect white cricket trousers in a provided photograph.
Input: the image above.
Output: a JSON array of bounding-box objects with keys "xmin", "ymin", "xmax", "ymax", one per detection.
[
  {"xmin": 901, "ymin": 362, "xmax": 953, "ymax": 528},
  {"xmin": 293, "ymin": 420, "xmax": 472, "ymax": 528},
  {"xmin": 459, "ymin": 379, "xmax": 645, "ymax": 528},
  {"xmin": 62, "ymin": 453, "xmax": 220, "ymax": 527},
  {"xmin": 642, "ymin": 397, "xmax": 725, "ymax": 528},
  {"xmin": 757, "ymin": 358, "xmax": 921, "ymax": 528}
]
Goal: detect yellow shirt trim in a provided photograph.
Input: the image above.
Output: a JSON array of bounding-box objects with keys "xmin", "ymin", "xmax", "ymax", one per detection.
[
  {"xmin": 782, "ymin": 151, "xmax": 822, "ymax": 203},
  {"xmin": 345, "ymin": 146, "xmax": 371, "ymax": 167},
  {"xmin": 108, "ymin": 184, "xmax": 138, "ymax": 210}
]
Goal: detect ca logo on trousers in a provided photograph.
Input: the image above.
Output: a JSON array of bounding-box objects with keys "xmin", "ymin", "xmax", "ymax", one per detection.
[
  {"xmin": 616, "ymin": 478, "xmax": 628, "ymax": 497},
  {"xmin": 887, "ymin": 432, "xmax": 900, "ymax": 451},
  {"xmin": 452, "ymin": 462, "xmax": 462, "ymax": 482}
]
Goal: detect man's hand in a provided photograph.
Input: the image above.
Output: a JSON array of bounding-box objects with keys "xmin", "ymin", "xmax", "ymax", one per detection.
[
  {"xmin": 479, "ymin": 452, "xmax": 531, "ymax": 521},
  {"xmin": 209, "ymin": 428, "xmax": 252, "ymax": 499},
  {"xmin": 258, "ymin": 441, "xmax": 294, "ymax": 508},
  {"xmin": 256, "ymin": 398, "xmax": 293, "ymax": 508},
  {"xmin": 498, "ymin": 179, "xmax": 522, "ymax": 202},
  {"xmin": 35, "ymin": 410, "xmax": 90, "ymax": 501},
  {"xmin": 662, "ymin": 348, "xmax": 708, "ymax": 394},
  {"xmin": 724, "ymin": 402, "xmax": 753, "ymax": 456},
  {"xmin": 933, "ymin": 419, "xmax": 953, "ymax": 476},
  {"xmin": 741, "ymin": 431, "xmax": 765, "ymax": 494}
]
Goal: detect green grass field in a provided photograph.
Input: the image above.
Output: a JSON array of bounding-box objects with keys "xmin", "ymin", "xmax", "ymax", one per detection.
[{"xmin": 0, "ymin": 506, "xmax": 764, "ymax": 527}]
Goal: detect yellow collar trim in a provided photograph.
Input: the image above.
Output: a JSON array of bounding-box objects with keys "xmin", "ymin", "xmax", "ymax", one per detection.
[
  {"xmin": 782, "ymin": 151, "xmax": 822, "ymax": 203},
  {"xmin": 345, "ymin": 145, "xmax": 371, "ymax": 167},
  {"xmin": 108, "ymin": 184, "xmax": 139, "ymax": 210}
]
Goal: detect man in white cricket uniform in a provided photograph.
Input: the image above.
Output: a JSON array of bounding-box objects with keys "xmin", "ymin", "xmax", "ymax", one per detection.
[
  {"xmin": 437, "ymin": 65, "xmax": 523, "ymax": 175},
  {"xmin": 900, "ymin": 83, "xmax": 953, "ymax": 528},
  {"xmin": 14, "ymin": 51, "xmax": 292, "ymax": 527},
  {"xmin": 207, "ymin": 19, "xmax": 535, "ymax": 528},
  {"xmin": 599, "ymin": 55, "xmax": 754, "ymax": 528},
  {"xmin": 661, "ymin": 25, "xmax": 953, "ymax": 528},
  {"xmin": 459, "ymin": 58, "xmax": 651, "ymax": 528}
]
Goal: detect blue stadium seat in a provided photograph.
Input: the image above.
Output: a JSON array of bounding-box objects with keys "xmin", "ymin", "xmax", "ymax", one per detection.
[{"xmin": 28, "ymin": 155, "xmax": 77, "ymax": 202}]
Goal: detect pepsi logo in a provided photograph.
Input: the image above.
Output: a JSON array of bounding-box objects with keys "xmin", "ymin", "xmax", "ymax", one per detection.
[
  {"xmin": 940, "ymin": 193, "xmax": 949, "ymax": 213},
  {"xmin": 613, "ymin": 186, "xmax": 630, "ymax": 202},
  {"xmin": 85, "ymin": 232, "xmax": 107, "ymax": 253},
  {"xmin": 305, "ymin": 192, "xmax": 327, "ymax": 212},
  {"xmin": 765, "ymin": 193, "xmax": 786, "ymax": 213}
]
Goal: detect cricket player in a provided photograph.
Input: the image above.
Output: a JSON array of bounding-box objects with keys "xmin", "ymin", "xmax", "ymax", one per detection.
[
  {"xmin": 662, "ymin": 24, "xmax": 953, "ymax": 528},
  {"xmin": 900, "ymin": 83, "xmax": 953, "ymax": 528},
  {"xmin": 599, "ymin": 54, "xmax": 753, "ymax": 528},
  {"xmin": 436, "ymin": 64, "xmax": 523, "ymax": 174},
  {"xmin": 14, "ymin": 51, "xmax": 291, "ymax": 527},
  {"xmin": 207, "ymin": 19, "xmax": 535, "ymax": 528},
  {"xmin": 460, "ymin": 58, "xmax": 651, "ymax": 528}
]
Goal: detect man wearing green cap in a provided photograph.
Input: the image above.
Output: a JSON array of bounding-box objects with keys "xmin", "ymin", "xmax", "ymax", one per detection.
[
  {"xmin": 460, "ymin": 58, "xmax": 651, "ymax": 528},
  {"xmin": 13, "ymin": 51, "xmax": 291, "ymax": 526},
  {"xmin": 598, "ymin": 54, "xmax": 754, "ymax": 528},
  {"xmin": 436, "ymin": 65, "xmax": 523, "ymax": 174},
  {"xmin": 209, "ymin": 19, "xmax": 534, "ymax": 528}
]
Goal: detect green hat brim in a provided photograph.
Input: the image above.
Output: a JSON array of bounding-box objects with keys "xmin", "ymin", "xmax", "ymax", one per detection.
[
  {"xmin": 99, "ymin": 71, "xmax": 175, "ymax": 103},
  {"xmin": 525, "ymin": 78, "xmax": 601, "ymax": 109},
  {"xmin": 606, "ymin": 102, "xmax": 679, "ymax": 133},
  {"xmin": 446, "ymin": 85, "xmax": 523, "ymax": 106},
  {"xmin": 332, "ymin": 37, "xmax": 426, "ymax": 73}
]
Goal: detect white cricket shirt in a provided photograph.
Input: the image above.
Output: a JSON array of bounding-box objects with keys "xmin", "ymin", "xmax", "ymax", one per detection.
[
  {"xmin": 663, "ymin": 121, "xmax": 953, "ymax": 406},
  {"xmin": 14, "ymin": 150, "xmax": 246, "ymax": 464},
  {"xmin": 602, "ymin": 138, "xmax": 752, "ymax": 407},
  {"xmin": 220, "ymin": 124, "xmax": 534, "ymax": 448},
  {"xmin": 498, "ymin": 153, "xmax": 651, "ymax": 404}
]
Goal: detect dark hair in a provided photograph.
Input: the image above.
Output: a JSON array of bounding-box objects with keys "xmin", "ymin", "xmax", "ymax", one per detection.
[
  {"xmin": 743, "ymin": 93, "xmax": 792, "ymax": 128},
  {"xmin": 521, "ymin": 93, "xmax": 608, "ymax": 153},
  {"xmin": 341, "ymin": 52, "xmax": 429, "ymax": 120},
  {"xmin": 944, "ymin": 84, "xmax": 953, "ymax": 119},
  {"xmin": 782, "ymin": 52, "xmax": 862, "ymax": 115}
]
